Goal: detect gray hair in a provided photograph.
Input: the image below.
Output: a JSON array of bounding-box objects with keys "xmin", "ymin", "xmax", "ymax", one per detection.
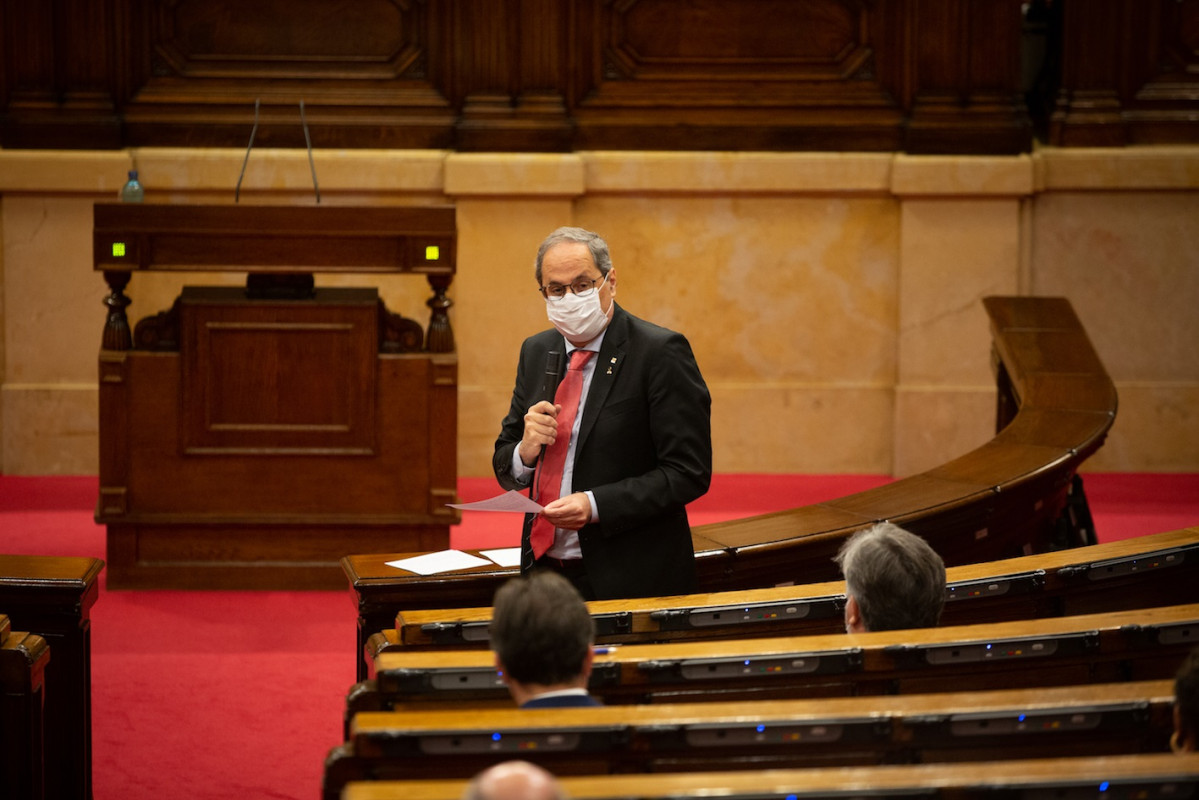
[
  {"xmin": 834, "ymin": 522, "xmax": 946, "ymax": 632},
  {"xmin": 535, "ymin": 227, "xmax": 613, "ymax": 284}
]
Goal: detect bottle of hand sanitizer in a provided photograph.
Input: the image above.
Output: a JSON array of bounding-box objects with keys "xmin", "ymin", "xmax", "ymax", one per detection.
[{"xmin": 120, "ymin": 170, "xmax": 144, "ymax": 203}]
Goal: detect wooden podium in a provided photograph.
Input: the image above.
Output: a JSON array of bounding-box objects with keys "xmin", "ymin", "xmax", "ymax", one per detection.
[{"xmin": 93, "ymin": 204, "xmax": 459, "ymax": 590}]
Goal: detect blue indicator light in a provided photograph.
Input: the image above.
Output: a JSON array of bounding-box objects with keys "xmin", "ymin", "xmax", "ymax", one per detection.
[
  {"xmin": 1018, "ymin": 714, "xmax": 1026, "ymax": 722},
  {"xmin": 492, "ymin": 732, "xmax": 502, "ymax": 742},
  {"xmin": 986, "ymin": 643, "xmax": 993, "ymax": 650},
  {"xmin": 756, "ymin": 724, "xmax": 765, "ymax": 733},
  {"xmin": 744, "ymin": 659, "xmax": 751, "ymax": 666},
  {"xmin": 1099, "ymin": 782, "xmax": 1109, "ymax": 792}
]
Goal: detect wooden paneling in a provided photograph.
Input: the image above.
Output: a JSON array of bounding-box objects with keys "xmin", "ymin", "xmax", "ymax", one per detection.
[
  {"xmin": 8, "ymin": 0, "xmax": 1136, "ymax": 153},
  {"xmin": 179, "ymin": 289, "xmax": 379, "ymax": 455},
  {"xmin": 1049, "ymin": 0, "xmax": 1199, "ymax": 146}
]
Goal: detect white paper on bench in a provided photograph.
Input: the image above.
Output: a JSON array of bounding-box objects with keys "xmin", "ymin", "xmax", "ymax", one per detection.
[{"xmin": 385, "ymin": 550, "xmax": 492, "ymax": 575}]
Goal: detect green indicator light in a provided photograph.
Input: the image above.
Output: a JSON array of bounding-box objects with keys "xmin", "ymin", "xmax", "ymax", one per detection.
[
  {"xmin": 112, "ymin": 242, "xmax": 127, "ymax": 258},
  {"xmin": 425, "ymin": 245, "xmax": 440, "ymax": 261}
]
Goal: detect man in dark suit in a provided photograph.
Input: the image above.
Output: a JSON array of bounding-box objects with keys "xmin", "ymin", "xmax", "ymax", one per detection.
[
  {"xmin": 493, "ymin": 226, "xmax": 712, "ymax": 600},
  {"xmin": 490, "ymin": 571, "xmax": 602, "ymax": 708}
]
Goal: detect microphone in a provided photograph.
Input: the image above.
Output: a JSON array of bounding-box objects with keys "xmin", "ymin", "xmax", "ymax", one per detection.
[
  {"xmin": 539, "ymin": 350, "xmax": 563, "ymax": 405},
  {"xmin": 235, "ymin": 98, "xmax": 260, "ymax": 204},
  {"xmin": 532, "ymin": 349, "xmax": 563, "ymax": 502}
]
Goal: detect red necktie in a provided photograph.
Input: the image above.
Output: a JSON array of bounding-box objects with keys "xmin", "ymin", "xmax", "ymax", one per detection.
[{"xmin": 530, "ymin": 349, "xmax": 594, "ymax": 559}]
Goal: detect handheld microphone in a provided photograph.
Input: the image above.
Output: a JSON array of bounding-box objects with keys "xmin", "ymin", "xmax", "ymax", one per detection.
[
  {"xmin": 539, "ymin": 349, "xmax": 563, "ymax": 405},
  {"xmin": 532, "ymin": 349, "xmax": 563, "ymax": 502}
]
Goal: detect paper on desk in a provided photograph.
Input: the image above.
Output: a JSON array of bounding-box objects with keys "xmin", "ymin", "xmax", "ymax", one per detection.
[
  {"xmin": 447, "ymin": 489, "xmax": 543, "ymax": 513},
  {"xmin": 385, "ymin": 550, "xmax": 492, "ymax": 575},
  {"xmin": 480, "ymin": 547, "xmax": 523, "ymax": 568}
]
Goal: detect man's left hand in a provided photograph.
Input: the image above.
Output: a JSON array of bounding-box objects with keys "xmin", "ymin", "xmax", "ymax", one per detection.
[{"xmin": 538, "ymin": 493, "xmax": 591, "ymax": 531}]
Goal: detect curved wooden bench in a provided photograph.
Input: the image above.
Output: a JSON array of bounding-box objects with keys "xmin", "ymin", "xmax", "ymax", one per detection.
[
  {"xmin": 336, "ymin": 753, "xmax": 1199, "ymax": 800},
  {"xmin": 367, "ymin": 526, "xmax": 1198, "ymax": 655},
  {"xmin": 344, "ymin": 296, "xmax": 1117, "ymax": 678},
  {"xmin": 346, "ymin": 604, "xmax": 1198, "ymax": 717},
  {"xmin": 0, "ymin": 614, "xmax": 50, "ymax": 800},
  {"xmin": 324, "ymin": 681, "xmax": 1174, "ymax": 796}
]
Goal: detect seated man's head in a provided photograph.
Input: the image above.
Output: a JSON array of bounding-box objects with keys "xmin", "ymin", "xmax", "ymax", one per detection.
[
  {"xmin": 461, "ymin": 759, "xmax": 566, "ymax": 800},
  {"xmin": 1174, "ymin": 646, "xmax": 1199, "ymax": 753},
  {"xmin": 490, "ymin": 570, "xmax": 595, "ymax": 704},
  {"xmin": 834, "ymin": 522, "xmax": 946, "ymax": 633}
]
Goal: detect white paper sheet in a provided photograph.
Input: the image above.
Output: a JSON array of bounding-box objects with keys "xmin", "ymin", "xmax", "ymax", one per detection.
[
  {"xmin": 480, "ymin": 547, "xmax": 523, "ymax": 568},
  {"xmin": 385, "ymin": 549, "xmax": 493, "ymax": 576},
  {"xmin": 447, "ymin": 489, "xmax": 543, "ymax": 513}
]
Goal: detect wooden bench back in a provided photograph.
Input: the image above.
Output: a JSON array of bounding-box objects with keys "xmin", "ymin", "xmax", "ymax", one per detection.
[
  {"xmin": 0, "ymin": 613, "xmax": 50, "ymax": 800},
  {"xmin": 376, "ymin": 526, "xmax": 1199, "ymax": 655},
  {"xmin": 352, "ymin": 604, "xmax": 1198, "ymax": 713},
  {"xmin": 324, "ymin": 680, "xmax": 1174, "ymax": 795},
  {"xmin": 337, "ymin": 752, "xmax": 1199, "ymax": 800}
]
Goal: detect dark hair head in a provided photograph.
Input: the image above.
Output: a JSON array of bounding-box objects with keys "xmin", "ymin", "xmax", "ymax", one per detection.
[
  {"xmin": 490, "ymin": 570, "xmax": 595, "ymax": 686},
  {"xmin": 535, "ymin": 227, "xmax": 613, "ymax": 285},
  {"xmin": 834, "ymin": 522, "xmax": 946, "ymax": 632}
]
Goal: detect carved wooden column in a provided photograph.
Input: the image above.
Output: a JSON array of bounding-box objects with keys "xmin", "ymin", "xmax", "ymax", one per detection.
[
  {"xmin": 101, "ymin": 271, "xmax": 133, "ymax": 351},
  {"xmin": 1049, "ymin": 0, "xmax": 1199, "ymax": 146},
  {"xmin": 1049, "ymin": 0, "xmax": 1127, "ymax": 146},
  {"xmin": 905, "ymin": 0, "xmax": 1032, "ymax": 154},
  {"xmin": 452, "ymin": 0, "xmax": 571, "ymax": 150},
  {"xmin": 425, "ymin": 274, "xmax": 456, "ymax": 353}
]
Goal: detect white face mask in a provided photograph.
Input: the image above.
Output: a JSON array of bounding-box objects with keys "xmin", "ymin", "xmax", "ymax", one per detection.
[{"xmin": 545, "ymin": 273, "xmax": 610, "ymax": 342}]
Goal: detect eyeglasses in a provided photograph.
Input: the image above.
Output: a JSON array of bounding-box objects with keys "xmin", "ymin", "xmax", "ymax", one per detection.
[{"xmin": 539, "ymin": 273, "xmax": 607, "ymax": 301}]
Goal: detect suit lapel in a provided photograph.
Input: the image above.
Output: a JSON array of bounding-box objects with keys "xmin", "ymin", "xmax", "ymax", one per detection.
[{"xmin": 576, "ymin": 305, "xmax": 628, "ymax": 454}]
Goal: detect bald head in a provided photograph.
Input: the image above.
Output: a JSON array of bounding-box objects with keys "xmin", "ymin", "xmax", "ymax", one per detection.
[{"xmin": 462, "ymin": 760, "xmax": 566, "ymax": 800}]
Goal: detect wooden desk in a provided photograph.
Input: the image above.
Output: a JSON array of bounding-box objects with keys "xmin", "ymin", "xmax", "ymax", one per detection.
[
  {"xmin": 0, "ymin": 555, "xmax": 103, "ymax": 800},
  {"xmin": 0, "ymin": 614, "xmax": 50, "ymax": 800},
  {"xmin": 374, "ymin": 526, "xmax": 1199, "ymax": 653},
  {"xmin": 326, "ymin": 681, "xmax": 1173, "ymax": 792},
  {"xmin": 354, "ymin": 604, "xmax": 1199, "ymax": 713},
  {"xmin": 92, "ymin": 203, "xmax": 459, "ymax": 589},
  {"xmin": 338, "ymin": 752, "xmax": 1199, "ymax": 800},
  {"xmin": 343, "ymin": 296, "xmax": 1116, "ymax": 678}
]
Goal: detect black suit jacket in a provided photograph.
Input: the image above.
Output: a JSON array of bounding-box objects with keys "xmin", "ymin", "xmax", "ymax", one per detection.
[{"xmin": 493, "ymin": 304, "xmax": 712, "ymax": 599}]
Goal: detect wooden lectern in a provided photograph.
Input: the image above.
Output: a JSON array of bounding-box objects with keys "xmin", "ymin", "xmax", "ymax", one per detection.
[{"xmin": 93, "ymin": 204, "xmax": 459, "ymax": 590}]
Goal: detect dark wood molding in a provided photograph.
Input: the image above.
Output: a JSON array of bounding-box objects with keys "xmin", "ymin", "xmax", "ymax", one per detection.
[{"xmin": 3, "ymin": 1, "xmax": 1196, "ymax": 155}]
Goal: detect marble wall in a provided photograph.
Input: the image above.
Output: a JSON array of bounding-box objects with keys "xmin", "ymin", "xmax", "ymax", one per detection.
[{"xmin": 1, "ymin": 147, "xmax": 1196, "ymax": 477}]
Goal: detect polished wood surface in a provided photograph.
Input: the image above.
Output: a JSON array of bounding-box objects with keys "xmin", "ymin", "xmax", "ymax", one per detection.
[
  {"xmin": 0, "ymin": 0, "xmax": 1046, "ymax": 154},
  {"xmin": 376, "ymin": 526, "xmax": 1199, "ymax": 653},
  {"xmin": 339, "ymin": 752, "xmax": 1199, "ymax": 800},
  {"xmin": 344, "ymin": 295, "xmax": 1116, "ymax": 677},
  {"xmin": 325, "ymin": 681, "xmax": 1174, "ymax": 792},
  {"xmin": 0, "ymin": 556, "xmax": 103, "ymax": 800},
  {"xmin": 0, "ymin": 617, "xmax": 50, "ymax": 800},
  {"xmin": 356, "ymin": 604, "xmax": 1198, "ymax": 711}
]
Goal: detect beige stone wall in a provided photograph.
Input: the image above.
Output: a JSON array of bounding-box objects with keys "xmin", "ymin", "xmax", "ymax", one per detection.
[{"xmin": 1, "ymin": 147, "xmax": 1196, "ymax": 477}]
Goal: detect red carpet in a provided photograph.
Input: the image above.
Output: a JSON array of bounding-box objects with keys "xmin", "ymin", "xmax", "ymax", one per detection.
[{"xmin": 1, "ymin": 472, "xmax": 1197, "ymax": 800}]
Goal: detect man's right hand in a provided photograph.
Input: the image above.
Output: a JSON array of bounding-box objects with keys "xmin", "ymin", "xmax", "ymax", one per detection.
[{"xmin": 518, "ymin": 400, "xmax": 561, "ymax": 467}]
